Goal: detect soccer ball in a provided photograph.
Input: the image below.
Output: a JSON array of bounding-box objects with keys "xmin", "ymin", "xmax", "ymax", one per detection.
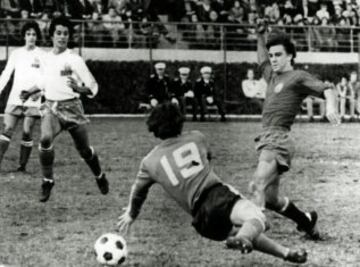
[{"xmin": 94, "ymin": 233, "xmax": 128, "ymax": 266}]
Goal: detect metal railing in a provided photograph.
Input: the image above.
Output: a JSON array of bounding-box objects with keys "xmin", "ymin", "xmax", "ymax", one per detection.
[{"xmin": 0, "ymin": 18, "xmax": 360, "ymax": 55}]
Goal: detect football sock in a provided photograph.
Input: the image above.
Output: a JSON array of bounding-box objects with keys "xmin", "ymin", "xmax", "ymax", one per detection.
[
  {"xmin": 236, "ymin": 218, "xmax": 265, "ymax": 241},
  {"xmin": 253, "ymin": 233, "xmax": 290, "ymax": 259},
  {"xmin": 19, "ymin": 138, "xmax": 33, "ymax": 169},
  {"xmin": 39, "ymin": 145, "xmax": 55, "ymax": 179},
  {"xmin": 0, "ymin": 134, "xmax": 10, "ymax": 165},
  {"xmin": 84, "ymin": 147, "xmax": 102, "ymax": 177},
  {"xmin": 278, "ymin": 199, "xmax": 311, "ymax": 229}
]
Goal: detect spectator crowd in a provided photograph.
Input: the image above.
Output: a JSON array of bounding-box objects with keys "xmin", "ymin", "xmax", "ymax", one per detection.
[{"xmin": 1, "ymin": 0, "xmax": 360, "ymax": 50}]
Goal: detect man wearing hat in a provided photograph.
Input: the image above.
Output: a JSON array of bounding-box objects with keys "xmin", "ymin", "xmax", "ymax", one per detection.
[
  {"xmin": 171, "ymin": 67, "xmax": 197, "ymax": 120},
  {"xmin": 194, "ymin": 66, "xmax": 226, "ymax": 121},
  {"xmin": 145, "ymin": 62, "xmax": 172, "ymax": 107}
]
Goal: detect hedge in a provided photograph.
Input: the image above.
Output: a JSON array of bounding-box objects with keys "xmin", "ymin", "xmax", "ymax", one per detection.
[{"xmin": 0, "ymin": 60, "xmax": 357, "ymax": 114}]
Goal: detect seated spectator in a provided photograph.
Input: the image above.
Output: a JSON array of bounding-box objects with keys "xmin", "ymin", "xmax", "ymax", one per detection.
[
  {"xmin": 283, "ymin": 0, "xmax": 298, "ymax": 17},
  {"xmin": 204, "ymin": 10, "xmax": 221, "ymax": 49},
  {"xmin": 292, "ymin": 14, "xmax": 309, "ymax": 51},
  {"xmin": 108, "ymin": 0, "xmax": 126, "ymax": 15},
  {"xmin": 102, "ymin": 6, "xmax": 126, "ymax": 47},
  {"xmin": 317, "ymin": 17, "xmax": 337, "ymax": 51},
  {"xmin": 241, "ymin": 68, "xmax": 266, "ymax": 112},
  {"xmin": 171, "ymin": 67, "xmax": 197, "ymax": 119},
  {"xmin": 91, "ymin": 0, "xmax": 107, "ymax": 15},
  {"xmin": 194, "ymin": 66, "xmax": 226, "ymax": 122},
  {"xmin": 19, "ymin": 0, "xmax": 43, "ymax": 18},
  {"xmin": 211, "ymin": 0, "xmax": 229, "ymax": 22},
  {"xmin": 342, "ymin": 3, "xmax": 357, "ymax": 25},
  {"xmin": 196, "ymin": 0, "xmax": 212, "ymax": 22},
  {"xmin": 315, "ymin": 2, "xmax": 330, "ymax": 20},
  {"xmin": 303, "ymin": 0, "xmax": 320, "ymax": 21},
  {"xmin": 86, "ymin": 11, "xmax": 110, "ymax": 47},
  {"xmin": 36, "ymin": 11, "xmax": 51, "ymax": 46},
  {"xmin": 264, "ymin": 2, "xmax": 280, "ymax": 23},
  {"xmin": 145, "ymin": 62, "xmax": 172, "ymax": 107},
  {"xmin": 337, "ymin": 76, "xmax": 355, "ymax": 121},
  {"xmin": 1, "ymin": 0, "xmax": 21, "ymax": 18},
  {"xmin": 336, "ymin": 16, "xmax": 351, "ymax": 52}
]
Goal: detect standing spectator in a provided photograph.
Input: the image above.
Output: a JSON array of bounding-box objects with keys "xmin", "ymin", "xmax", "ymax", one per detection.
[
  {"xmin": 145, "ymin": 62, "xmax": 172, "ymax": 107},
  {"xmin": 171, "ymin": 67, "xmax": 196, "ymax": 120},
  {"xmin": 241, "ymin": 68, "xmax": 266, "ymax": 112},
  {"xmin": 317, "ymin": 17, "xmax": 337, "ymax": 51},
  {"xmin": 337, "ymin": 76, "xmax": 355, "ymax": 121},
  {"xmin": 86, "ymin": 11, "xmax": 109, "ymax": 47},
  {"xmin": 196, "ymin": 0, "xmax": 212, "ymax": 22},
  {"xmin": 194, "ymin": 66, "xmax": 226, "ymax": 122},
  {"xmin": 37, "ymin": 11, "xmax": 51, "ymax": 46},
  {"xmin": 264, "ymin": 2, "xmax": 281, "ymax": 23},
  {"xmin": 102, "ymin": 6, "xmax": 126, "ymax": 47},
  {"xmin": 348, "ymin": 71, "xmax": 360, "ymax": 118},
  {"xmin": 90, "ymin": 0, "xmax": 108, "ymax": 15},
  {"xmin": 342, "ymin": 3, "xmax": 357, "ymax": 25}
]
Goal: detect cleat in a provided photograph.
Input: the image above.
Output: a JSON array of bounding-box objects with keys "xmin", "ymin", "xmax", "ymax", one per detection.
[
  {"xmin": 40, "ymin": 180, "xmax": 54, "ymax": 202},
  {"xmin": 16, "ymin": 166, "xmax": 26, "ymax": 172},
  {"xmin": 285, "ymin": 248, "xmax": 307, "ymax": 264},
  {"xmin": 96, "ymin": 173, "xmax": 109, "ymax": 195},
  {"xmin": 297, "ymin": 211, "xmax": 320, "ymax": 240},
  {"xmin": 226, "ymin": 236, "xmax": 253, "ymax": 254}
]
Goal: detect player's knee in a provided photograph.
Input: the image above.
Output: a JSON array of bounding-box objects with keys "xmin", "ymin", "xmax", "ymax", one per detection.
[
  {"xmin": 77, "ymin": 146, "xmax": 93, "ymax": 160},
  {"xmin": 231, "ymin": 199, "xmax": 266, "ymax": 226},
  {"xmin": 264, "ymin": 194, "xmax": 282, "ymax": 211}
]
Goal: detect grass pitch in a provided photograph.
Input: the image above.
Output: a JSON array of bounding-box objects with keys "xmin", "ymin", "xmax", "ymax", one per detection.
[{"xmin": 0, "ymin": 118, "xmax": 359, "ymax": 267}]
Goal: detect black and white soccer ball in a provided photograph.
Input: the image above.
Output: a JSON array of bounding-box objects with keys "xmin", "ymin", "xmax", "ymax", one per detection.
[{"xmin": 94, "ymin": 233, "xmax": 128, "ymax": 266}]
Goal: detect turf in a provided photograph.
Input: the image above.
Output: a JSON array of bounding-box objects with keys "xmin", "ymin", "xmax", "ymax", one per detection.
[{"xmin": 0, "ymin": 118, "xmax": 359, "ymax": 267}]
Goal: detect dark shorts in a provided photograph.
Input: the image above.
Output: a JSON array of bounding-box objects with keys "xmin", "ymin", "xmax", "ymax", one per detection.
[
  {"xmin": 191, "ymin": 183, "xmax": 241, "ymax": 241},
  {"xmin": 255, "ymin": 127, "xmax": 295, "ymax": 174},
  {"xmin": 5, "ymin": 104, "xmax": 40, "ymax": 117},
  {"xmin": 40, "ymin": 99, "xmax": 89, "ymax": 131}
]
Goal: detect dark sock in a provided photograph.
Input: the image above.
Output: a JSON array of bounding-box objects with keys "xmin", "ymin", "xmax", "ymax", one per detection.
[
  {"xmin": 19, "ymin": 140, "xmax": 33, "ymax": 168},
  {"xmin": 279, "ymin": 201, "xmax": 311, "ymax": 229},
  {"xmin": 39, "ymin": 146, "xmax": 55, "ymax": 179},
  {"xmin": 0, "ymin": 135, "xmax": 10, "ymax": 165},
  {"xmin": 84, "ymin": 148, "xmax": 102, "ymax": 177}
]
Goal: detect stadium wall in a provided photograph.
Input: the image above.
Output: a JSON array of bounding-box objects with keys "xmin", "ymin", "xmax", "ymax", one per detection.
[{"xmin": 0, "ymin": 50, "xmax": 357, "ymax": 114}]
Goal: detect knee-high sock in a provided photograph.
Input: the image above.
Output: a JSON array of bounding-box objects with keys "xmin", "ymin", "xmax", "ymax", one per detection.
[
  {"xmin": 39, "ymin": 145, "xmax": 55, "ymax": 179},
  {"xmin": 83, "ymin": 147, "xmax": 102, "ymax": 177},
  {"xmin": 0, "ymin": 134, "xmax": 10, "ymax": 166},
  {"xmin": 276, "ymin": 198, "xmax": 311, "ymax": 229},
  {"xmin": 19, "ymin": 139, "xmax": 33, "ymax": 168}
]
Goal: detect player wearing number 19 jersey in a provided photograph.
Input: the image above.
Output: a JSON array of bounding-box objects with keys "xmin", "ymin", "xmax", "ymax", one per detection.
[{"xmin": 117, "ymin": 103, "xmax": 308, "ymax": 264}]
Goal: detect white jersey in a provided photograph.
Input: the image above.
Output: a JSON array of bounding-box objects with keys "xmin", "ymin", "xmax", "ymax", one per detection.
[
  {"xmin": 40, "ymin": 49, "xmax": 98, "ymax": 101},
  {"xmin": 0, "ymin": 47, "xmax": 45, "ymax": 107}
]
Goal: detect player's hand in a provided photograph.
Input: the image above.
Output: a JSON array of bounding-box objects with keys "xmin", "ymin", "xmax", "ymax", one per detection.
[
  {"xmin": 117, "ymin": 209, "xmax": 134, "ymax": 235},
  {"xmin": 206, "ymin": 96, "xmax": 214, "ymax": 105},
  {"xmin": 19, "ymin": 90, "xmax": 31, "ymax": 102},
  {"xmin": 326, "ymin": 107, "xmax": 341, "ymax": 125},
  {"xmin": 256, "ymin": 18, "xmax": 268, "ymax": 34},
  {"xmin": 150, "ymin": 98, "xmax": 158, "ymax": 107},
  {"xmin": 67, "ymin": 76, "xmax": 91, "ymax": 95},
  {"xmin": 30, "ymin": 91, "xmax": 42, "ymax": 101},
  {"xmin": 171, "ymin": 97, "xmax": 179, "ymax": 105}
]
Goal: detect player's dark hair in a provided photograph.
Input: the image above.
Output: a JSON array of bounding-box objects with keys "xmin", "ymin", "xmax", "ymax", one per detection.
[
  {"xmin": 266, "ymin": 32, "xmax": 296, "ymax": 65},
  {"xmin": 21, "ymin": 21, "xmax": 42, "ymax": 40},
  {"xmin": 147, "ymin": 102, "xmax": 185, "ymax": 140},
  {"xmin": 49, "ymin": 16, "xmax": 73, "ymax": 38}
]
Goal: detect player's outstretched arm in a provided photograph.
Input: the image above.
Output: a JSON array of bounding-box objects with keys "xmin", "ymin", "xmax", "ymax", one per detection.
[
  {"xmin": 117, "ymin": 176, "xmax": 154, "ymax": 234},
  {"xmin": 256, "ymin": 19, "xmax": 269, "ymax": 65},
  {"xmin": 324, "ymin": 89, "xmax": 341, "ymax": 125}
]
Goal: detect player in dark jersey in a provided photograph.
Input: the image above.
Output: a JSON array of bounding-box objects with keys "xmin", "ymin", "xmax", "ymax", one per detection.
[
  {"xmin": 117, "ymin": 103, "xmax": 308, "ymax": 264},
  {"xmin": 249, "ymin": 22, "xmax": 340, "ymax": 240}
]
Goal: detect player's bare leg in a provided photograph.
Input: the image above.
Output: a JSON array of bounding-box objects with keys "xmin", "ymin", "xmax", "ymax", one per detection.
[
  {"xmin": 39, "ymin": 113, "xmax": 60, "ymax": 202},
  {"xmin": 251, "ymin": 157, "xmax": 320, "ymax": 240},
  {"xmin": 69, "ymin": 125, "xmax": 109, "ymax": 194},
  {"xmin": 226, "ymin": 199, "xmax": 307, "ymax": 263},
  {"xmin": 18, "ymin": 116, "xmax": 37, "ymax": 172},
  {"xmin": 0, "ymin": 114, "xmax": 19, "ymax": 170}
]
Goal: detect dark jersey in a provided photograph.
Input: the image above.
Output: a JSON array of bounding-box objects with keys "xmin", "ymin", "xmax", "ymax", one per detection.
[
  {"xmin": 194, "ymin": 78, "xmax": 217, "ymax": 98},
  {"xmin": 171, "ymin": 79, "xmax": 193, "ymax": 98},
  {"xmin": 145, "ymin": 74, "xmax": 172, "ymax": 103},
  {"xmin": 261, "ymin": 61, "xmax": 329, "ymax": 129},
  {"xmin": 135, "ymin": 131, "xmax": 221, "ymax": 214}
]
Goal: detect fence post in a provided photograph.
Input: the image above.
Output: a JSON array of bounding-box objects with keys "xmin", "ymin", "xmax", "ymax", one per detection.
[
  {"xmin": 222, "ymin": 25, "xmax": 227, "ymax": 103},
  {"xmin": 307, "ymin": 25, "xmax": 312, "ymax": 52},
  {"xmin": 350, "ymin": 28, "xmax": 354, "ymax": 53}
]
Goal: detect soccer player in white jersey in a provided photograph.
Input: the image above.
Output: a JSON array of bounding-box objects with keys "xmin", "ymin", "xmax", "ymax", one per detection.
[
  {"xmin": 0, "ymin": 21, "xmax": 44, "ymax": 172},
  {"xmin": 117, "ymin": 102, "xmax": 308, "ymax": 264},
  {"xmin": 23, "ymin": 17, "xmax": 109, "ymax": 202}
]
